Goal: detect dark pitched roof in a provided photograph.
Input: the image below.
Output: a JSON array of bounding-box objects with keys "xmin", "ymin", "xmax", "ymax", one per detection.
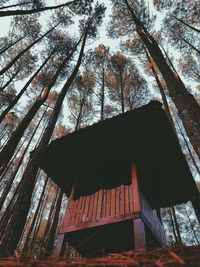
[{"xmin": 39, "ymin": 100, "xmax": 198, "ymax": 208}]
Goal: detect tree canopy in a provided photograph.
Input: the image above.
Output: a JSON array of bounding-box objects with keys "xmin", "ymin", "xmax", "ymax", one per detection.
[{"xmin": 0, "ymin": 0, "xmax": 199, "ymax": 257}]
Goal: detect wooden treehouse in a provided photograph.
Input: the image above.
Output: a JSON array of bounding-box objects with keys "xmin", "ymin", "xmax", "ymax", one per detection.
[{"xmin": 39, "ymin": 101, "xmax": 199, "ymax": 257}]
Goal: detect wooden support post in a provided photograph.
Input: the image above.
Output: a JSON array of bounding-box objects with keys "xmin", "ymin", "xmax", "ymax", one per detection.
[
  {"xmin": 131, "ymin": 162, "xmax": 146, "ymax": 249},
  {"xmin": 133, "ymin": 218, "xmax": 146, "ymax": 249},
  {"xmin": 52, "ymin": 234, "xmax": 66, "ymax": 257},
  {"xmin": 131, "ymin": 161, "xmax": 141, "ymax": 213},
  {"xmin": 52, "ymin": 181, "xmax": 77, "ymax": 256}
]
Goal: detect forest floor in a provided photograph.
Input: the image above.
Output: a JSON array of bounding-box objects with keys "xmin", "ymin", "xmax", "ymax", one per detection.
[{"xmin": 0, "ymin": 245, "xmax": 200, "ymax": 266}]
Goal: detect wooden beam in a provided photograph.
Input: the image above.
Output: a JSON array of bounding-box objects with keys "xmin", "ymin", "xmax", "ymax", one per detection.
[
  {"xmin": 131, "ymin": 162, "xmax": 146, "ymax": 249},
  {"xmin": 131, "ymin": 161, "xmax": 141, "ymax": 212},
  {"xmin": 61, "ymin": 211, "xmax": 140, "ymax": 234}
]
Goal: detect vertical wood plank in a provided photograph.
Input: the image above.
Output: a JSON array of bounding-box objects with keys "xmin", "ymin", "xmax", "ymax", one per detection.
[
  {"xmin": 110, "ymin": 188, "xmax": 116, "ymax": 217},
  {"xmin": 129, "ymin": 184, "xmax": 134, "ymax": 212},
  {"xmin": 120, "ymin": 185, "xmax": 125, "ymax": 214},
  {"xmin": 62, "ymin": 182, "xmax": 77, "ymax": 227},
  {"xmin": 102, "ymin": 189, "xmax": 107, "ymax": 218},
  {"xmin": 106, "ymin": 189, "xmax": 111, "ymax": 217},
  {"xmin": 63, "ymin": 200, "xmax": 74, "ymax": 227},
  {"xmin": 70, "ymin": 199, "xmax": 79, "ymax": 225},
  {"xmin": 96, "ymin": 189, "xmax": 103, "ymax": 220},
  {"xmin": 132, "ymin": 162, "xmax": 141, "ymax": 212},
  {"xmin": 82, "ymin": 195, "xmax": 90, "ymax": 222},
  {"xmin": 92, "ymin": 191, "xmax": 99, "ymax": 221},
  {"xmin": 125, "ymin": 185, "xmax": 129, "ymax": 213},
  {"xmin": 115, "ymin": 186, "xmax": 120, "ymax": 215},
  {"xmin": 74, "ymin": 196, "xmax": 82, "ymax": 225},
  {"xmin": 88, "ymin": 193, "xmax": 94, "ymax": 221},
  {"xmin": 80, "ymin": 196, "xmax": 86, "ymax": 223}
]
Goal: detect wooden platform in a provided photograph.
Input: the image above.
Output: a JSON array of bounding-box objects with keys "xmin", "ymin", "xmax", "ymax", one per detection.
[{"xmin": 61, "ymin": 183, "xmax": 136, "ymax": 233}]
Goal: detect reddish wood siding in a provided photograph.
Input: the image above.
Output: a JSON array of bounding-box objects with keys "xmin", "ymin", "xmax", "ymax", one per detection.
[{"xmin": 62, "ymin": 183, "xmax": 136, "ymax": 232}]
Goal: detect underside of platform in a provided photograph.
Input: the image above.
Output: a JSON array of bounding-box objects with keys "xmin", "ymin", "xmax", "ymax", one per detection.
[{"xmin": 65, "ymin": 219, "xmax": 161, "ymax": 257}]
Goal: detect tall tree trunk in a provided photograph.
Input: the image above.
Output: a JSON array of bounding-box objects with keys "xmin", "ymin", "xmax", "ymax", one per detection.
[
  {"xmin": 0, "ymin": 2, "xmax": 32, "ymax": 10},
  {"xmin": 120, "ymin": 72, "xmax": 125, "ymax": 113},
  {"xmin": 74, "ymin": 95, "xmax": 86, "ymax": 130},
  {"xmin": 0, "ymin": 136, "xmax": 25, "ymax": 181},
  {"xmin": 0, "ymin": 41, "xmax": 80, "ymax": 173},
  {"xmin": 124, "ymin": 0, "xmax": 200, "ymax": 159},
  {"xmin": 171, "ymin": 206, "xmax": 182, "ymax": 244},
  {"xmin": 43, "ymin": 187, "xmax": 60, "ymax": 241},
  {"xmin": 0, "ymin": 23, "xmax": 59, "ymax": 76},
  {"xmin": 184, "ymin": 205, "xmax": 199, "ymax": 245},
  {"xmin": 22, "ymin": 176, "xmax": 48, "ymax": 254},
  {"xmin": 100, "ymin": 68, "xmax": 105, "ymax": 121},
  {"xmin": 168, "ymin": 207, "xmax": 179, "ymax": 243},
  {"xmin": 30, "ymin": 186, "xmax": 49, "ymax": 250},
  {"xmin": 1, "ymin": 27, "xmax": 88, "ymax": 256},
  {"xmin": 0, "ymin": 68, "xmax": 20, "ymax": 92},
  {"xmin": 0, "ymin": 49, "xmax": 55, "ymax": 123},
  {"xmin": 180, "ymin": 36, "xmax": 200, "ymax": 54},
  {"xmin": 0, "ymin": 108, "xmax": 46, "ymax": 210},
  {"xmin": 172, "ymin": 14, "xmax": 200, "ymax": 33},
  {"xmin": 144, "ymin": 47, "xmax": 175, "ymax": 128},
  {"xmin": 0, "ymin": 1, "xmax": 75, "ymax": 17},
  {"xmin": 176, "ymin": 120, "xmax": 200, "ymax": 177},
  {"xmin": 45, "ymin": 190, "xmax": 63, "ymax": 253},
  {"xmin": 0, "ymin": 36, "xmax": 25, "ymax": 56},
  {"xmin": 191, "ymin": 197, "xmax": 200, "ymax": 225}
]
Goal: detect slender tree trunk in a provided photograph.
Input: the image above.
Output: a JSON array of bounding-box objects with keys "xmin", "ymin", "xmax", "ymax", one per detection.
[
  {"xmin": 184, "ymin": 205, "xmax": 199, "ymax": 245},
  {"xmin": 180, "ymin": 36, "xmax": 200, "ymax": 54},
  {"xmin": 100, "ymin": 68, "xmax": 105, "ymax": 121},
  {"xmin": 0, "ymin": 23, "xmax": 59, "ymax": 76},
  {"xmin": 30, "ymin": 187, "xmax": 49, "ymax": 250},
  {"xmin": 0, "ymin": 68, "xmax": 20, "ymax": 92},
  {"xmin": 0, "ymin": 109, "xmax": 46, "ymax": 210},
  {"xmin": 176, "ymin": 120, "xmax": 200, "ymax": 176},
  {"xmin": 0, "ymin": 131, "xmax": 29, "ymax": 181},
  {"xmin": 120, "ymin": 72, "xmax": 125, "ymax": 113},
  {"xmin": 43, "ymin": 187, "xmax": 60, "ymax": 237},
  {"xmin": 124, "ymin": 0, "xmax": 200, "ymax": 159},
  {"xmin": 1, "ymin": 27, "xmax": 88, "ymax": 256},
  {"xmin": 74, "ymin": 96, "xmax": 85, "ymax": 130},
  {"xmin": 172, "ymin": 14, "xmax": 200, "ymax": 33},
  {"xmin": 191, "ymin": 197, "xmax": 200, "ymax": 225},
  {"xmin": 0, "ymin": 50, "xmax": 55, "ymax": 123},
  {"xmin": 171, "ymin": 206, "xmax": 182, "ymax": 244},
  {"xmin": 0, "ymin": 1, "xmax": 75, "ymax": 17},
  {"xmin": 0, "ymin": 134, "xmax": 11, "ymax": 150},
  {"xmin": 45, "ymin": 190, "xmax": 63, "ymax": 253},
  {"xmin": 0, "ymin": 36, "xmax": 25, "ymax": 56},
  {"xmin": 22, "ymin": 176, "xmax": 48, "ymax": 254},
  {"xmin": 168, "ymin": 207, "xmax": 179, "ymax": 243},
  {"xmin": 0, "ymin": 41, "xmax": 79, "ymax": 173},
  {"xmin": 0, "ymin": 2, "xmax": 32, "ymax": 10}
]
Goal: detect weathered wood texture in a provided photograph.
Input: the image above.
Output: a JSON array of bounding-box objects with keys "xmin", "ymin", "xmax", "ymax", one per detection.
[
  {"xmin": 140, "ymin": 194, "xmax": 167, "ymax": 247},
  {"xmin": 61, "ymin": 183, "xmax": 138, "ymax": 233}
]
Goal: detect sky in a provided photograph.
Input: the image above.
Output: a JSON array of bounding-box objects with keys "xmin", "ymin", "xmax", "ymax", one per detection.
[{"xmin": 0, "ymin": 0, "xmax": 199, "ymax": 180}]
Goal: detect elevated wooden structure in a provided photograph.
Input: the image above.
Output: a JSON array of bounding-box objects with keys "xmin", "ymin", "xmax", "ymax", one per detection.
[{"xmin": 39, "ymin": 101, "xmax": 199, "ymax": 257}]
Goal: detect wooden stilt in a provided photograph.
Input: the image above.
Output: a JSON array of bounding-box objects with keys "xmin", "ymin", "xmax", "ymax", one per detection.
[
  {"xmin": 52, "ymin": 233, "xmax": 66, "ymax": 256},
  {"xmin": 131, "ymin": 161, "xmax": 146, "ymax": 249},
  {"xmin": 52, "ymin": 182, "xmax": 77, "ymax": 256},
  {"xmin": 133, "ymin": 218, "xmax": 146, "ymax": 249}
]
